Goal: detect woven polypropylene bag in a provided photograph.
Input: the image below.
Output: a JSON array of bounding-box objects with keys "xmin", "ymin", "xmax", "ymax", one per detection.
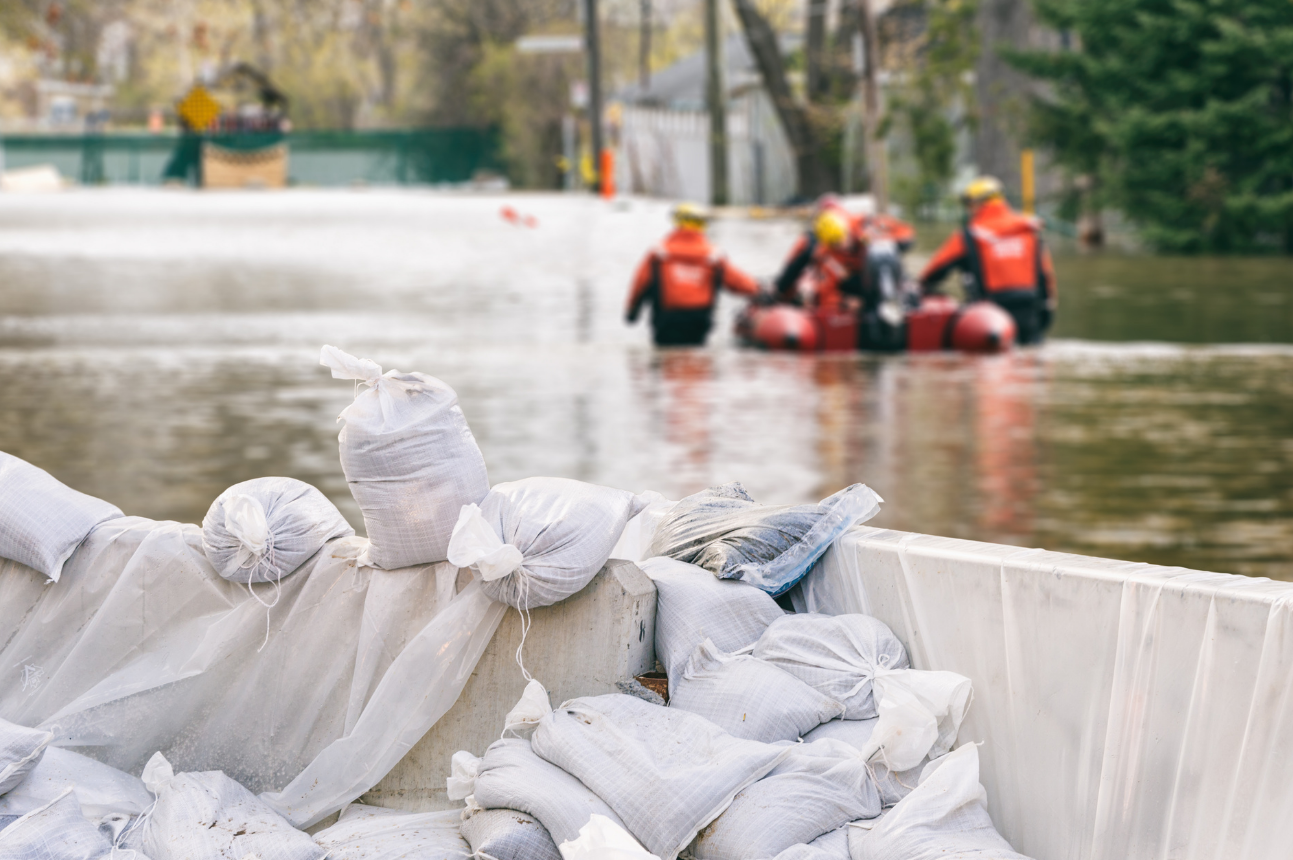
[
  {"xmin": 202, "ymin": 477, "xmax": 353, "ymax": 584},
  {"xmin": 801, "ymin": 719, "xmax": 925, "ymax": 807},
  {"xmin": 773, "ymin": 825, "xmax": 850, "ymax": 860},
  {"xmin": 0, "ymin": 717, "xmax": 53, "ymax": 795},
  {"xmin": 0, "ymin": 451, "xmax": 122, "ymax": 582},
  {"xmin": 647, "ymin": 483, "xmax": 881, "ymax": 595},
  {"xmin": 0, "ymin": 747, "xmax": 153, "ymax": 821},
  {"xmin": 669, "ymin": 640, "xmax": 843, "ymax": 742},
  {"xmin": 312, "ymin": 803, "xmax": 468, "ymax": 860},
  {"xmin": 141, "ymin": 756, "xmax": 325, "ymax": 860},
  {"xmin": 753, "ymin": 613, "xmax": 909, "ymax": 719},
  {"xmin": 0, "ymin": 788, "xmax": 112, "ymax": 860},
  {"xmin": 321, "ymin": 345, "xmax": 489, "ymax": 570},
  {"xmin": 464, "ymin": 739, "xmax": 625, "ymax": 850},
  {"xmin": 448, "ymin": 478, "xmax": 648, "ymax": 609},
  {"xmin": 847, "ymin": 744, "xmax": 1033, "ymax": 860},
  {"xmin": 639, "ymin": 557, "xmax": 783, "ymax": 697},
  {"xmin": 530, "ymin": 694, "xmax": 791, "ymax": 860},
  {"xmin": 692, "ymin": 739, "xmax": 880, "ymax": 860},
  {"xmin": 460, "ymin": 807, "xmax": 562, "ymax": 860}
]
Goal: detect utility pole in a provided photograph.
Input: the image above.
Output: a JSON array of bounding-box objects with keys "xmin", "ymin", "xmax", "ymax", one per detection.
[
  {"xmin": 705, "ymin": 0, "xmax": 728, "ymax": 206},
  {"xmin": 584, "ymin": 0, "xmax": 604, "ymax": 193},
  {"xmin": 639, "ymin": 0, "xmax": 652, "ymax": 91},
  {"xmin": 859, "ymin": 0, "xmax": 887, "ymax": 212}
]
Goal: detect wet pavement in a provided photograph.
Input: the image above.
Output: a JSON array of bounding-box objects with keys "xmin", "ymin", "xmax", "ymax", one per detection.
[{"xmin": 0, "ymin": 190, "xmax": 1289, "ymax": 579}]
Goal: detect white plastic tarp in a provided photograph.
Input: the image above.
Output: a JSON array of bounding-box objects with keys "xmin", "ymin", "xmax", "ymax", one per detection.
[
  {"xmin": 0, "ymin": 515, "xmax": 506, "ymax": 829},
  {"xmin": 797, "ymin": 526, "xmax": 1293, "ymax": 860}
]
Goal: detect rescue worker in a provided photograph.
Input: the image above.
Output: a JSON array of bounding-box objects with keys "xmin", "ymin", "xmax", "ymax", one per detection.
[
  {"xmin": 626, "ymin": 203, "xmax": 761, "ymax": 346},
  {"xmin": 920, "ymin": 176, "xmax": 1057, "ymax": 345},
  {"xmin": 772, "ymin": 207, "xmax": 867, "ymax": 312}
]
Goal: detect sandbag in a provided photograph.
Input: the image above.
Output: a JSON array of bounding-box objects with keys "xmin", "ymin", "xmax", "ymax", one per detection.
[
  {"xmin": 0, "ymin": 788, "xmax": 112, "ymax": 860},
  {"xmin": 0, "ymin": 718, "xmax": 53, "ymax": 795},
  {"xmin": 692, "ymin": 739, "xmax": 880, "ymax": 860},
  {"xmin": 669, "ymin": 639, "xmax": 843, "ymax": 742},
  {"xmin": 848, "ymin": 744, "xmax": 1033, "ymax": 860},
  {"xmin": 0, "ymin": 747, "xmax": 153, "ymax": 820},
  {"xmin": 453, "ymin": 738, "xmax": 626, "ymax": 849},
  {"xmin": 753, "ymin": 614, "xmax": 909, "ymax": 719},
  {"xmin": 647, "ymin": 483, "xmax": 881, "ymax": 595},
  {"xmin": 609, "ymin": 492, "xmax": 676, "ymax": 563},
  {"xmin": 312, "ymin": 802, "xmax": 468, "ymax": 860},
  {"xmin": 448, "ymin": 478, "xmax": 647, "ymax": 609},
  {"xmin": 321, "ymin": 345, "xmax": 489, "ymax": 569},
  {"xmin": 639, "ymin": 557, "xmax": 783, "ymax": 697},
  {"xmin": 531, "ymin": 694, "xmax": 791, "ymax": 860},
  {"xmin": 139, "ymin": 753, "xmax": 324, "ymax": 860},
  {"xmin": 857, "ymin": 669, "xmax": 973, "ymax": 772},
  {"xmin": 0, "ymin": 451, "xmax": 122, "ymax": 582},
  {"xmin": 460, "ymin": 807, "xmax": 562, "ymax": 860},
  {"xmin": 774, "ymin": 825, "xmax": 850, "ymax": 860},
  {"xmin": 558, "ymin": 814, "xmax": 661, "ymax": 860},
  {"xmin": 201, "ymin": 477, "xmax": 353, "ymax": 584},
  {"xmin": 800, "ymin": 719, "xmax": 923, "ymax": 807}
]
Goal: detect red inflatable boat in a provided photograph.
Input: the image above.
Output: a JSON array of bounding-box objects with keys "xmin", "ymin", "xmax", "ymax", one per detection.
[{"xmin": 735, "ymin": 295, "xmax": 1017, "ymax": 354}]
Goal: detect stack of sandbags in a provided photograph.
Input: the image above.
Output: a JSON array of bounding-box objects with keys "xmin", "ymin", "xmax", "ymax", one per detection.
[{"xmin": 0, "ymin": 451, "xmax": 123, "ymax": 582}]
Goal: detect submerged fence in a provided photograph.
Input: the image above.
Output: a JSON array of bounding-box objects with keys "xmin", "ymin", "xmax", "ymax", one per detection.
[{"xmin": 0, "ymin": 128, "xmax": 504, "ymax": 187}]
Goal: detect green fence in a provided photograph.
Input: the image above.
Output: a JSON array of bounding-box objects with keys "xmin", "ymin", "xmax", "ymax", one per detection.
[{"xmin": 0, "ymin": 128, "xmax": 504, "ymax": 187}]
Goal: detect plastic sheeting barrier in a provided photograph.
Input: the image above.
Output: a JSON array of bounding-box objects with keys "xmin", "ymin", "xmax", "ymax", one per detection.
[
  {"xmin": 0, "ymin": 516, "xmax": 507, "ymax": 829},
  {"xmin": 796, "ymin": 526, "xmax": 1293, "ymax": 860}
]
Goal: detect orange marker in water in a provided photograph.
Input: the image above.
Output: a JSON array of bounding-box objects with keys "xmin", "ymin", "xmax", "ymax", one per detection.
[{"xmin": 600, "ymin": 150, "xmax": 615, "ymax": 199}]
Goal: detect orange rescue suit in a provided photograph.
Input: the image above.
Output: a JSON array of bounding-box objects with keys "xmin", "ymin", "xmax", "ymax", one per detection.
[
  {"xmin": 773, "ymin": 230, "xmax": 867, "ymax": 312},
  {"xmin": 626, "ymin": 227, "xmax": 759, "ymax": 317},
  {"xmin": 920, "ymin": 199, "xmax": 1056, "ymax": 304}
]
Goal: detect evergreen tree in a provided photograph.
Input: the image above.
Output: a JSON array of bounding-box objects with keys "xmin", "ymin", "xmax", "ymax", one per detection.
[{"xmin": 1009, "ymin": 0, "xmax": 1293, "ymax": 252}]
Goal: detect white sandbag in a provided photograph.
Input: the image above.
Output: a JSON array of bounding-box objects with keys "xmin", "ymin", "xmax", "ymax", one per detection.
[
  {"xmin": 201, "ymin": 477, "xmax": 353, "ymax": 583},
  {"xmin": 456, "ymin": 738, "xmax": 626, "ymax": 849},
  {"xmin": 0, "ymin": 718, "xmax": 52, "ymax": 795},
  {"xmin": 321, "ymin": 345, "xmax": 489, "ymax": 569},
  {"xmin": 773, "ymin": 825, "xmax": 850, "ymax": 860},
  {"xmin": 0, "ymin": 747, "xmax": 152, "ymax": 820},
  {"xmin": 692, "ymin": 739, "xmax": 880, "ymax": 860},
  {"xmin": 858, "ymin": 669, "xmax": 973, "ymax": 773},
  {"xmin": 753, "ymin": 614, "xmax": 909, "ymax": 719},
  {"xmin": 609, "ymin": 493, "xmax": 676, "ymax": 563},
  {"xmin": 800, "ymin": 719, "xmax": 922, "ymax": 807},
  {"xmin": 557, "ymin": 814, "xmax": 661, "ymax": 860},
  {"xmin": 460, "ymin": 807, "xmax": 562, "ymax": 860},
  {"xmin": 530, "ymin": 694, "xmax": 791, "ymax": 860},
  {"xmin": 669, "ymin": 640, "xmax": 843, "ymax": 742},
  {"xmin": 140, "ymin": 753, "xmax": 325, "ymax": 860},
  {"xmin": 0, "ymin": 451, "xmax": 122, "ymax": 582},
  {"xmin": 448, "ymin": 478, "xmax": 648, "ymax": 609},
  {"xmin": 312, "ymin": 802, "xmax": 468, "ymax": 860},
  {"xmin": 639, "ymin": 557, "xmax": 783, "ymax": 697},
  {"xmin": 0, "ymin": 788, "xmax": 112, "ymax": 860},
  {"xmin": 848, "ymin": 744, "xmax": 1033, "ymax": 860},
  {"xmin": 647, "ymin": 483, "xmax": 882, "ymax": 595}
]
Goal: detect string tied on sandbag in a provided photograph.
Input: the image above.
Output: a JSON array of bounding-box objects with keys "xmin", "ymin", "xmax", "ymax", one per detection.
[
  {"xmin": 447, "ymin": 504, "xmax": 533, "ymax": 681},
  {"xmin": 319, "ymin": 344, "xmax": 385, "ymax": 405},
  {"xmin": 222, "ymin": 493, "xmax": 283, "ymax": 652}
]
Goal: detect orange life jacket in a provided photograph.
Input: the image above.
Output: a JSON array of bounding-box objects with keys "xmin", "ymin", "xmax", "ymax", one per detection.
[
  {"xmin": 964, "ymin": 200, "xmax": 1046, "ymax": 293},
  {"xmin": 627, "ymin": 228, "xmax": 758, "ymax": 318}
]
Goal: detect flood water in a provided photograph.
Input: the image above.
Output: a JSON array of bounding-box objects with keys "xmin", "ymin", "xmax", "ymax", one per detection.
[{"xmin": 0, "ymin": 190, "xmax": 1290, "ymax": 580}]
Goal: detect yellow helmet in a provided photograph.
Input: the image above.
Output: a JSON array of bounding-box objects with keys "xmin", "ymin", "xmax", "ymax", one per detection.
[
  {"xmin": 961, "ymin": 176, "xmax": 1004, "ymax": 206},
  {"xmin": 672, "ymin": 202, "xmax": 711, "ymax": 229},
  {"xmin": 814, "ymin": 210, "xmax": 850, "ymax": 247}
]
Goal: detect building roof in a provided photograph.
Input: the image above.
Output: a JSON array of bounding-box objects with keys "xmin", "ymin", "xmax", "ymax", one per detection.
[{"xmin": 618, "ymin": 32, "xmax": 800, "ymax": 110}]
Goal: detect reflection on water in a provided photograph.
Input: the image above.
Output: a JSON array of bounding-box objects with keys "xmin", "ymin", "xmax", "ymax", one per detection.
[{"xmin": 0, "ymin": 191, "xmax": 1289, "ymax": 580}]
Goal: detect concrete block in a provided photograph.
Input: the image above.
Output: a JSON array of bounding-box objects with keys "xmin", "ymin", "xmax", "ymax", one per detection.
[{"xmin": 364, "ymin": 559, "xmax": 656, "ymax": 811}]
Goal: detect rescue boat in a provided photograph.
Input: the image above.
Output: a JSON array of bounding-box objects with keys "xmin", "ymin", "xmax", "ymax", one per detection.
[{"xmin": 735, "ymin": 294, "xmax": 1017, "ymax": 354}]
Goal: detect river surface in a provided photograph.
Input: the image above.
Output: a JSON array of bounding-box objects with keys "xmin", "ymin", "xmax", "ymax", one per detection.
[{"xmin": 0, "ymin": 190, "xmax": 1289, "ymax": 579}]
